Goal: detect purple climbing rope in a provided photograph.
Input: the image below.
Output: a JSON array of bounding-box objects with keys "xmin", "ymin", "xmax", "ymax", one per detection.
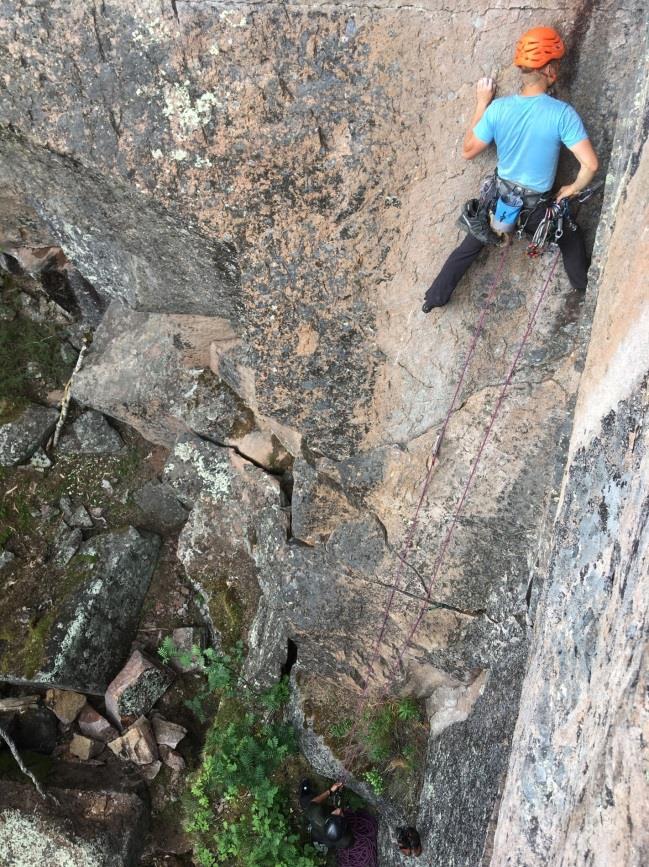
[{"xmin": 337, "ymin": 811, "xmax": 379, "ymax": 867}]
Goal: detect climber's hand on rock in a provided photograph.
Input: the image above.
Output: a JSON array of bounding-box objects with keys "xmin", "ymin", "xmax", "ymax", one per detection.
[{"xmin": 476, "ymin": 77, "xmax": 495, "ymax": 106}]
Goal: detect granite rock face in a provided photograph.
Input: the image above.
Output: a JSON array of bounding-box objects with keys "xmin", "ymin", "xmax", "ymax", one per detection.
[{"xmin": 0, "ymin": 1, "xmax": 647, "ymax": 865}]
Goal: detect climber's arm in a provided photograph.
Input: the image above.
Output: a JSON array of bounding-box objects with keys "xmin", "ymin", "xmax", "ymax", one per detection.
[
  {"xmin": 462, "ymin": 77, "xmax": 495, "ymax": 160},
  {"xmin": 556, "ymin": 138, "xmax": 599, "ymax": 201},
  {"xmin": 462, "ymin": 132, "xmax": 490, "ymax": 160}
]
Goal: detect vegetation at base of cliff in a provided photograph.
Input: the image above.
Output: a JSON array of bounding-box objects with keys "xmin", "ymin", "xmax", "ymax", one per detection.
[
  {"xmin": 326, "ymin": 695, "xmax": 428, "ymax": 809},
  {"xmin": 159, "ymin": 639, "xmax": 325, "ymax": 867}
]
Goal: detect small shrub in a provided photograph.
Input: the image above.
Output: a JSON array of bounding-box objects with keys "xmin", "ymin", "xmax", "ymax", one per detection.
[
  {"xmin": 362, "ymin": 769, "xmax": 385, "ymax": 796},
  {"xmin": 260, "ymin": 676, "xmax": 291, "ymax": 711},
  {"xmin": 158, "ymin": 639, "xmax": 244, "ymax": 722},
  {"xmin": 328, "ymin": 717, "xmax": 353, "ymax": 739},
  {"xmin": 0, "ymin": 289, "xmax": 73, "ymax": 407},
  {"xmin": 400, "ymin": 743, "xmax": 418, "ymax": 772},
  {"xmin": 363, "ymin": 704, "xmax": 394, "ymax": 763},
  {"xmin": 396, "ymin": 697, "xmax": 420, "ymax": 722}
]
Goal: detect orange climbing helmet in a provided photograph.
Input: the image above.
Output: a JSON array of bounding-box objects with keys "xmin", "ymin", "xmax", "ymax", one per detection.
[{"xmin": 514, "ymin": 27, "xmax": 565, "ymax": 69}]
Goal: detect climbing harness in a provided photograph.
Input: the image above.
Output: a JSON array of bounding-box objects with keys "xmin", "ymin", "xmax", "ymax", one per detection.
[
  {"xmin": 462, "ymin": 171, "xmax": 551, "ymax": 246},
  {"xmin": 340, "ymin": 245, "xmax": 562, "ymax": 776},
  {"xmin": 525, "ymin": 180, "xmax": 604, "ymax": 257}
]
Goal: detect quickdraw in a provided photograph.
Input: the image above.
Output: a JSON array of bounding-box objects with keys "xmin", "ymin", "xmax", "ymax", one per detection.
[{"xmin": 524, "ymin": 179, "xmax": 604, "ymax": 258}]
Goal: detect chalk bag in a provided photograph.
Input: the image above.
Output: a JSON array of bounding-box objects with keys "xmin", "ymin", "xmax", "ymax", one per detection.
[{"xmin": 492, "ymin": 193, "xmax": 523, "ymax": 234}]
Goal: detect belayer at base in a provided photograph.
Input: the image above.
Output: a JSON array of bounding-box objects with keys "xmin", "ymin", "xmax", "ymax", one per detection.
[{"xmin": 422, "ymin": 26, "xmax": 599, "ymax": 312}]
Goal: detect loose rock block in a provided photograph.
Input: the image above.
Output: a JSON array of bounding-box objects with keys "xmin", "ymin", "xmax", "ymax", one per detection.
[
  {"xmin": 45, "ymin": 688, "xmax": 86, "ymax": 724},
  {"xmin": 159, "ymin": 745, "xmax": 186, "ymax": 773},
  {"xmin": 133, "ymin": 481, "xmax": 189, "ymax": 535},
  {"xmin": 69, "ymin": 733, "xmax": 103, "ymax": 761},
  {"xmin": 0, "ymin": 404, "xmax": 58, "ymax": 466},
  {"xmin": 58, "ymin": 410, "xmax": 125, "ymax": 455},
  {"xmin": 77, "ymin": 706, "xmax": 118, "ymax": 743},
  {"xmin": 107, "ymin": 716, "xmax": 158, "ymax": 766},
  {"xmin": 105, "ymin": 650, "xmax": 173, "ymax": 728},
  {"xmin": 151, "ymin": 714, "xmax": 187, "ymax": 750}
]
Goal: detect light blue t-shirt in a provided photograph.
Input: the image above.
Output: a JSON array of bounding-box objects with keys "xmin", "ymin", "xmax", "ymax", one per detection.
[{"xmin": 473, "ymin": 93, "xmax": 588, "ymax": 192}]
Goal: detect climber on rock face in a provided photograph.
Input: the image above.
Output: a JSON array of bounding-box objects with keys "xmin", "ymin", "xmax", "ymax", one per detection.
[{"xmin": 421, "ymin": 26, "xmax": 599, "ymax": 312}]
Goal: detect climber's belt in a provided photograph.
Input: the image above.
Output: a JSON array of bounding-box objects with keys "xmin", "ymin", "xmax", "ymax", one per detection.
[{"xmin": 496, "ymin": 176, "xmax": 550, "ymax": 211}]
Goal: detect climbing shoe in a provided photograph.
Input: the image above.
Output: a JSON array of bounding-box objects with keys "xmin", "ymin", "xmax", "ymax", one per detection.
[
  {"xmin": 457, "ymin": 199, "xmax": 499, "ymax": 245},
  {"xmin": 422, "ymin": 299, "xmax": 434, "ymax": 313}
]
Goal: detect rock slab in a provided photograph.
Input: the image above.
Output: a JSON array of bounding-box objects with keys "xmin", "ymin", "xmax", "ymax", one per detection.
[
  {"xmin": 0, "ymin": 527, "xmax": 161, "ymax": 694},
  {"xmin": 0, "ymin": 404, "xmax": 57, "ymax": 467}
]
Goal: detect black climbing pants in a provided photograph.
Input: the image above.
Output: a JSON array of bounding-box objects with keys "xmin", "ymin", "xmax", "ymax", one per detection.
[{"xmin": 424, "ymin": 207, "xmax": 590, "ymax": 308}]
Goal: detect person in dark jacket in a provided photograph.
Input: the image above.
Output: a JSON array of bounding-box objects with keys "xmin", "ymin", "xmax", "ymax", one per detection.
[{"xmin": 299, "ymin": 779, "xmax": 354, "ymax": 850}]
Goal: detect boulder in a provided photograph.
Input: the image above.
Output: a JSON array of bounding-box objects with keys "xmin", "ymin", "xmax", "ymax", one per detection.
[
  {"xmin": 133, "ymin": 481, "xmax": 189, "ymax": 535},
  {"xmin": 77, "ymin": 706, "xmax": 118, "ymax": 743},
  {"xmin": 58, "ymin": 410, "xmax": 125, "ymax": 455},
  {"xmin": 159, "ymin": 745, "xmax": 185, "ymax": 773},
  {"xmin": 69, "ymin": 733, "xmax": 103, "ymax": 761},
  {"xmin": 151, "ymin": 715, "xmax": 187, "ymax": 750},
  {"xmin": 108, "ymin": 716, "xmax": 158, "ymax": 765},
  {"xmin": 51, "ymin": 522, "xmax": 83, "ymax": 567},
  {"xmin": 105, "ymin": 650, "xmax": 173, "ymax": 728},
  {"xmin": 0, "ymin": 761, "xmax": 149, "ymax": 866},
  {"xmin": 44, "ymin": 689, "xmax": 86, "ymax": 725},
  {"xmin": 0, "ymin": 527, "xmax": 161, "ymax": 693},
  {"xmin": 0, "ymin": 404, "xmax": 58, "ymax": 466}
]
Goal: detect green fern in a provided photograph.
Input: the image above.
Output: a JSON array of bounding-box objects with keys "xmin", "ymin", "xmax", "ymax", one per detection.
[{"xmin": 396, "ymin": 697, "xmax": 420, "ymax": 721}]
